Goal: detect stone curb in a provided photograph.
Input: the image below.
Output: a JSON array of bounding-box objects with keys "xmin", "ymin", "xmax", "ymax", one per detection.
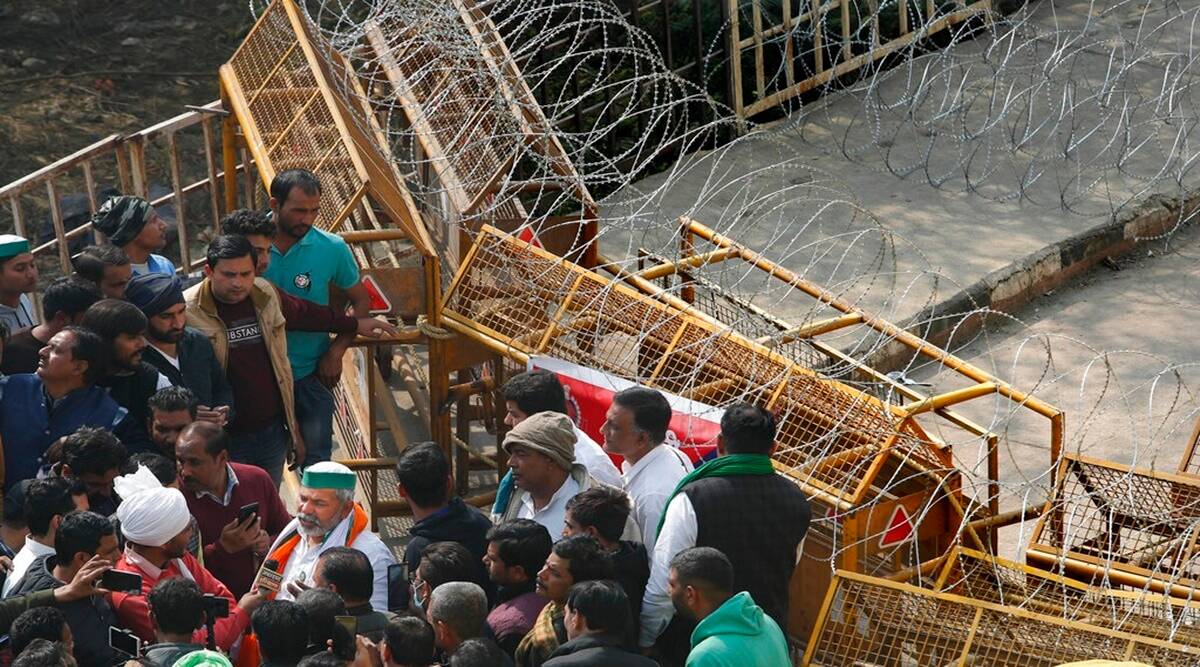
[{"xmin": 866, "ymin": 191, "xmax": 1200, "ymax": 373}]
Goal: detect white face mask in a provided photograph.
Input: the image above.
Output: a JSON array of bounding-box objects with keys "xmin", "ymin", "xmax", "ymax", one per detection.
[{"xmin": 411, "ymin": 580, "xmax": 428, "ymax": 612}]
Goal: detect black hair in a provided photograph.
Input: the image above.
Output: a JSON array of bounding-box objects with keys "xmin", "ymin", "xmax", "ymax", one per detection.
[
  {"xmin": 253, "ymin": 601, "xmax": 309, "ymax": 664},
  {"xmin": 11, "ymin": 638, "xmax": 70, "ymax": 666},
  {"xmin": 295, "ymin": 587, "xmax": 347, "ymax": 652},
  {"xmin": 80, "ymin": 298, "xmax": 147, "ymax": 340},
  {"xmin": 383, "ymin": 614, "xmax": 437, "ymax": 666},
  {"xmin": 180, "ymin": 420, "xmax": 230, "ymax": 457},
  {"xmin": 485, "ymin": 519, "xmax": 552, "ymax": 581},
  {"xmin": 565, "ymin": 580, "xmax": 632, "ymax": 637},
  {"xmin": 670, "ymin": 546, "xmax": 734, "ymax": 595},
  {"xmin": 147, "ymin": 385, "xmax": 198, "ymax": 420},
  {"xmin": 298, "ymin": 653, "xmax": 346, "ymax": 667},
  {"xmin": 395, "ymin": 441, "xmax": 450, "ymax": 508},
  {"xmin": 10, "ymin": 608, "xmax": 67, "ymax": 656},
  {"xmin": 611, "ymin": 386, "xmax": 672, "ymax": 444},
  {"xmin": 41, "ymin": 276, "xmax": 102, "ymax": 322},
  {"xmin": 72, "ymin": 244, "xmax": 130, "ymax": 284},
  {"xmin": 502, "ymin": 370, "xmax": 567, "ymax": 416},
  {"xmin": 59, "ymin": 325, "xmax": 108, "ymax": 384},
  {"xmin": 23, "ymin": 477, "xmax": 75, "ymax": 537},
  {"xmin": 565, "ymin": 486, "xmax": 631, "ymax": 543},
  {"xmin": 317, "ymin": 546, "xmax": 373, "ymax": 604},
  {"xmin": 269, "ymin": 169, "xmax": 322, "ymax": 204},
  {"xmin": 61, "ymin": 426, "xmax": 128, "ymax": 478},
  {"xmin": 54, "ymin": 510, "xmax": 115, "ymax": 564},
  {"xmin": 148, "ymin": 577, "xmax": 205, "ymax": 636},
  {"xmin": 448, "ymin": 638, "xmax": 506, "ymax": 667},
  {"xmin": 127, "ymin": 452, "xmax": 177, "ymax": 485},
  {"xmin": 205, "ymin": 234, "xmax": 255, "ymax": 269},
  {"xmin": 551, "ymin": 536, "xmax": 614, "ymax": 583},
  {"xmin": 419, "ymin": 541, "xmax": 477, "ymax": 591},
  {"xmin": 719, "ymin": 402, "xmax": 776, "ymax": 455},
  {"xmin": 220, "ymin": 209, "xmax": 276, "ymax": 238}
]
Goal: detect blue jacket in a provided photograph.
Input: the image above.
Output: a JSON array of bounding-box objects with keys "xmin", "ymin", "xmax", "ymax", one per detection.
[
  {"xmin": 142, "ymin": 327, "xmax": 235, "ymax": 416},
  {"xmin": 0, "ymin": 374, "xmax": 125, "ymax": 490}
]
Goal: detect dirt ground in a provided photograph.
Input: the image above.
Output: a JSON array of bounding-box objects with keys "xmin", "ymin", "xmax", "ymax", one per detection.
[{"xmin": 0, "ymin": 1, "xmax": 256, "ymax": 186}]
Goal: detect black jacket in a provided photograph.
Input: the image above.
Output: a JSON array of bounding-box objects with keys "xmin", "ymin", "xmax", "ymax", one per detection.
[
  {"xmin": 101, "ymin": 362, "xmax": 162, "ymax": 454},
  {"xmin": 403, "ymin": 497, "xmax": 495, "ymax": 604},
  {"xmin": 12, "ymin": 554, "xmax": 123, "ymax": 667},
  {"xmin": 143, "ymin": 327, "xmax": 235, "ymax": 416},
  {"xmin": 543, "ymin": 634, "xmax": 658, "ymax": 667}
]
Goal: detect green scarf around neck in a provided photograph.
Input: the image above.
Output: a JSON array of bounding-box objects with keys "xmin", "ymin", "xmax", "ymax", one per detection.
[{"xmin": 655, "ymin": 453, "xmax": 776, "ymax": 538}]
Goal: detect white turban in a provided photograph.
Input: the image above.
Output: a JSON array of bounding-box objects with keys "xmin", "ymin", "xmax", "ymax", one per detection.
[{"xmin": 115, "ymin": 465, "xmax": 191, "ymax": 547}]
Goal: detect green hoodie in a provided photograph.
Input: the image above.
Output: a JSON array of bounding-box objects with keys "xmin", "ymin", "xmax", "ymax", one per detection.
[{"xmin": 687, "ymin": 591, "xmax": 790, "ymax": 667}]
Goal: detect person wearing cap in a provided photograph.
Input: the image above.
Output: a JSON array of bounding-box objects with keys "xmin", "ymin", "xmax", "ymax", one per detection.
[
  {"xmin": 0, "ymin": 234, "xmax": 39, "ymax": 331},
  {"xmin": 264, "ymin": 462, "xmax": 396, "ymax": 612},
  {"xmin": 492, "ymin": 412, "xmax": 639, "ymax": 542},
  {"xmin": 108, "ymin": 466, "xmax": 266, "ymax": 651},
  {"xmin": 261, "ymin": 170, "xmax": 372, "ymax": 470},
  {"xmin": 90, "ymin": 195, "xmax": 177, "ymax": 277},
  {"xmin": 127, "ymin": 272, "xmax": 234, "ymax": 425},
  {"xmin": 0, "ymin": 326, "xmax": 125, "ymax": 490},
  {"xmin": 1, "ymin": 277, "xmax": 100, "ymax": 376}
]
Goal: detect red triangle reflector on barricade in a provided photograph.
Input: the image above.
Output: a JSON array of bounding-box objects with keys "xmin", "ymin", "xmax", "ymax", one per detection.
[
  {"xmin": 878, "ymin": 505, "xmax": 915, "ymax": 548},
  {"xmin": 362, "ymin": 274, "xmax": 393, "ymax": 315}
]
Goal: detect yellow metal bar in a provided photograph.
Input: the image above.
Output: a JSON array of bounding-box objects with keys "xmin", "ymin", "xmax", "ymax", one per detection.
[{"xmin": 902, "ymin": 383, "xmax": 997, "ymax": 417}]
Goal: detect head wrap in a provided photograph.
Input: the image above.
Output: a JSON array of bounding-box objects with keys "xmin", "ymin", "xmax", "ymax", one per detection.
[
  {"xmin": 126, "ymin": 272, "xmax": 185, "ymax": 317},
  {"xmin": 171, "ymin": 650, "xmax": 234, "ymax": 667},
  {"xmin": 0, "ymin": 234, "xmax": 29, "ymax": 260},
  {"xmin": 301, "ymin": 461, "xmax": 357, "ymax": 490},
  {"xmin": 91, "ymin": 195, "xmax": 153, "ymax": 246},
  {"xmin": 114, "ymin": 465, "xmax": 190, "ymax": 547},
  {"xmin": 502, "ymin": 411, "xmax": 576, "ymax": 471}
]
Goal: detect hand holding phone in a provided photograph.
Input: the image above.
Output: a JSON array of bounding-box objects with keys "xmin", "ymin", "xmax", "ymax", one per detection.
[{"xmin": 238, "ymin": 502, "xmax": 260, "ymax": 525}]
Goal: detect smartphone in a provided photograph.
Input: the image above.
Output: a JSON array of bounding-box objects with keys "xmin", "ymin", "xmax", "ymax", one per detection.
[
  {"xmin": 333, "ymin": 614, "xmax": 355, "ymax": 662},
  {"xmin": 238, "ymin": 502, "xmax": 260, "ymax": 524},
  {"xmin": 100, "ymin": 569, "xmax": 143, "ymax": 594},
  {"xmin": 109, "ymin": 626, "xmax": 140, "ymax": 656},
  {"xmin": 387, "ymin": 563, "xmax": 408, "ymax": 612}
]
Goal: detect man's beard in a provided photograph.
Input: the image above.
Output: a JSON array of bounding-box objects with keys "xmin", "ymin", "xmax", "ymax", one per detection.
[
  {"xmin": 148, "ymin": 327, "xmax": 183, "ymax": 344},
  {"xmin": 297, "ymin": 511, "xmax": 337, "ymax": 537}
]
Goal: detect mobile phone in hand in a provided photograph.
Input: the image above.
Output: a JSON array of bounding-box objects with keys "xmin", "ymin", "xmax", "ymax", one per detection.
[
  {"xmin": 109, "ymin": 626, "xmax": 140, "ymax": 656},
  {"xmin": 100, "ymin": 569, "xmax": 142, "ymax": 594},
  {"xmin": 239, "ymin": 502, "xmax": 260, "ymax": 524}
]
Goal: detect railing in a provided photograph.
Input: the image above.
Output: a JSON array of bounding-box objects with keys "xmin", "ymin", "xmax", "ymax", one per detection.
[{"xmin": 0, "ymin": 100, "xmax": 258, "ymax": 279}]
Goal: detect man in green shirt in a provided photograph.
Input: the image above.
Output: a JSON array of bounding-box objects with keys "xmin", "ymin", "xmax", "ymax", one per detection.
[{"xmin": 262, "ymin": 169, "xmax": 368, "ymax": 468}]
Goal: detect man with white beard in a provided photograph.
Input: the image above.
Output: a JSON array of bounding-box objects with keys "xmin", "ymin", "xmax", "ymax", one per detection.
[{"xmin": 264, "ymin": 461, "xmax": 396, "ymax": 611}]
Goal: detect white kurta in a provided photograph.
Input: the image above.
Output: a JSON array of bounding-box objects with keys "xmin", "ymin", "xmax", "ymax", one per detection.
[{"xmin": 269, "ymin": 511, "xmax": 397, "ymax": 612}]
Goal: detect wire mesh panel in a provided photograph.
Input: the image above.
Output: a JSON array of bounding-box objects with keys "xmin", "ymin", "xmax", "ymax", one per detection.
[
  {"xmin": 443, "ymin": 224, "xmax": 943, "ymax": 507},
  {"xmin": 937, "ymin": 547, "xmax": 1200, "ymax": 647},
  {"xmin": 805, "ymin": 571, "xmax": 1200, "ymax": 666},
  {"xmin": 1028, "ymin": 454, "xmax": 1200, "ymax": 594},
  {"xmin": 221, "ymin": 0, "xmax": 432, "ymax": 254}
]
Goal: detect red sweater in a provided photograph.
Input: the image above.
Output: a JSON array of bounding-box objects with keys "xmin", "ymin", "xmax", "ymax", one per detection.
[
  {"xmin": 109, "ymin": 551, "xmax": 249, "ymax": 650},
  {"xmin": 185, "ymin": 463, "xmax": 292, "ymax": 597}
]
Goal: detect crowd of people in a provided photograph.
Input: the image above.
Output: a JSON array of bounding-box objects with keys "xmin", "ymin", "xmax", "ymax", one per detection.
[{"xmin": 0, "ymin": 167, "xmax": 812, "ymax": 667}]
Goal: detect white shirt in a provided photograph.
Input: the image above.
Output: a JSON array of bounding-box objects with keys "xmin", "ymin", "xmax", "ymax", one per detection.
[
  {"xmin": 638, "ymin": 493, "xmax": 698, "ymax": 647},
  {"xmin": 517, "ymin": 474, "xmax": 581, "ymax": 541},
  {"xmin": 2, "ymin": 537, "xmax": 57, "ymax": 597},
  {"xmin": 622, "ymin": 444, "xmax": 693, "ymax": 550},
  {"xmin": 0, "ymin": 294, "xmax": 37, "ymax": 332},
  {"xmin": 272, "ymin": 512, "xmax": 397, "ymax": 612},
  {"xmin": 573, "ymin": 426, "xmax": 622, "ymax": 488}
]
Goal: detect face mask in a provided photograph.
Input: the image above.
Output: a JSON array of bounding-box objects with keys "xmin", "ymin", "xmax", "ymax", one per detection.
[{"xmin": 411, "ymin": 581, "xmax": 427, "ymax": 612}]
